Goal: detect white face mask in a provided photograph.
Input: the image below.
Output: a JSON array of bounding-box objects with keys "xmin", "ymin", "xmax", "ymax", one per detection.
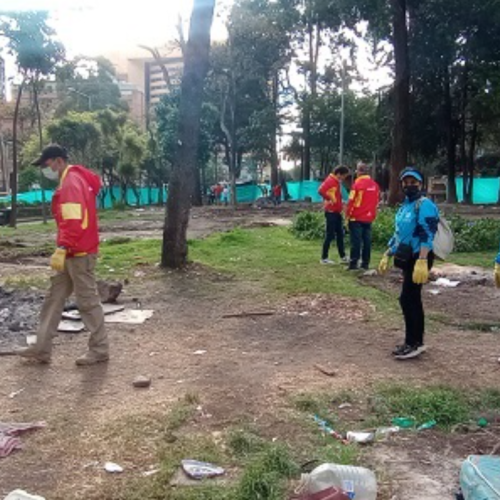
[{"xmin": 41, "ymin": 167, "xmax": 59, "ymax": 181}]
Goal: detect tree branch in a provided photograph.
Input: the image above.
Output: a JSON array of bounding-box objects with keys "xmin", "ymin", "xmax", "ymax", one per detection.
[{"xmin": 138, "ymin": 44, "xmax": 174, "ymax": 93}]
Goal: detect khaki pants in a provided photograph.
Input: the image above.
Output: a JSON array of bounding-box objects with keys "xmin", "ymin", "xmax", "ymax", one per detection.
[{"xmin": 36, "ymin": 254, "xmax": 108, "ymax": 358}]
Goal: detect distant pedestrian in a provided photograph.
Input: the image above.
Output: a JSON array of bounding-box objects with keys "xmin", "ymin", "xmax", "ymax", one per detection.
[
  {"xmin": 222, "ymin": 185, "xmax": 229, "ymax": 206},
  {"xmin": 272, "ymin": 184, "xmax": 282, "ymax": 206},
  {"xmin": 318, "ymin": 165, "xmax": 350, "ymax": 265},
  {"xmin": 345, "ymin": 162, "xmax": 380, "ymax": 270},
  {"xmin": 214, "ymin": 183, "xmax": 223, "ymax": 205},
  {"xmin": 378, "ymin": 167, "xmax": 439, "ymax": 360}
]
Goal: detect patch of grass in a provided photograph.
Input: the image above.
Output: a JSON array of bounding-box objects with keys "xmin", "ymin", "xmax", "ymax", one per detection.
[
  {"xmin": 447, "ymin": 251, "xmax": 493, "ymax": 268},
  {"xmin": 189, "ymin": 227, "xmax": 396, "ymax": 315},
  {"xmin": 372, "ymin": 384, "xmax": 471, "ymax": 429},
  {"xmin": 228, "ymin": 428, "xmax": 266, "ymax": 458},
  {"xmin": 3, "ymin": 275, "xmax": 48, "ymax": 289}
]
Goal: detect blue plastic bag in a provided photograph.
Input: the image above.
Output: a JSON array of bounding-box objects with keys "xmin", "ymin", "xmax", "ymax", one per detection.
[{"xmin": 460, "ymin": 455, "xmax": 500, "ymax": 500}]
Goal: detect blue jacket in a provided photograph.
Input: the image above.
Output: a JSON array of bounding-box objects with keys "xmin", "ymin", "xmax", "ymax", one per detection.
[
  {"xmin": 388, "ymin": 196, "xmax": 439, "ymax": 256},
  {"xmin": 495, "ymin": 247, "xmax": 500, "ymax": 264}
]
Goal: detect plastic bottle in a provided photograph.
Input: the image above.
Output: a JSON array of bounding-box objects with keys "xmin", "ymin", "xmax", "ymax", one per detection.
[
  {"xmin": 306, "ymin": 463, "xmax": 377, "ymax": 500},
  {"xmin": 3, "ymin": 491, "xmax": 45, "ymax": 500}
]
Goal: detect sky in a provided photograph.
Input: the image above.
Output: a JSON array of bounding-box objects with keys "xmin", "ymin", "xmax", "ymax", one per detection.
[{"xmin": 1, "ymin": 0, "xmax": 230, "ymax": 58}]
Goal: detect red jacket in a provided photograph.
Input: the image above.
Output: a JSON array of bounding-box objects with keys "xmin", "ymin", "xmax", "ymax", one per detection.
[
  {"xmin": 52, "ymin": 165, "xmax": 101, "ymax": 257},
  {"xmin": 318, "ymin": 174, "xmax": 343, "ymax": 213},
  {"xmin": 345, "ymin": 175, "xmax": 380, "ymax": 223},
  {"xmin": 273, "ymin": 185, "xmax": 282, "ymax": 197}
]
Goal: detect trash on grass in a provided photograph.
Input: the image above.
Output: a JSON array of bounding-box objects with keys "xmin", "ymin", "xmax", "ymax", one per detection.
[
  {"xmin": 391, "ymin": 417, "xmax": 416, "ymax": 429},
  {"xmin": 338, "ymin": 403, "xmax": 352, "ymax": 410},
  {"xmin": 0, "ymin": 421, "xmax": 46, "ymax": 459},
  {"xmin": 375, "ymin": 426, "xmax": 400, "ymax": 439},
  {"xmin": 193, "ymin": 350, "xmax": 207, "ymax": 355},
  {"xmin": 435, "ymin": 277, "xmax": 460, "ymax": 288},
  {"xmin": 346, "ymin": 431, "xmax": 375, "ymax": 444},
  {"xmin": 417, "ymin": 420, "xmax": 437, "ymax": 431},
  {"xmin": 477, "ymin": 418, "xmax": 489, "ymax": 428},
  {"xmin": 181, "ymin": 460, "xmax": 225, "ymax": 480},
  {"xmin": 104, "ymin": 462, "xmax": 124, "ymax": 473},
  {"xmin": 313, "ymin": 416, "xmax": 349, "ymax": 445},
  {"xmin": 300, "ymin": 463, "xmax": 377, "ymax": 500},
  {"xmin": 8, "ymin": 388, "xmax": 25, "ymax": 399},
  {"xmin": 3, "ymin": 490, "xmax": 46, "ymax": 500}
]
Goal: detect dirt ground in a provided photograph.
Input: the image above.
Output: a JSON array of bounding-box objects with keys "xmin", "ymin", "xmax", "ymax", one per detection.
[{"xmin": 1, "ymin": 205, "xmax": 500, "ymax": 499}]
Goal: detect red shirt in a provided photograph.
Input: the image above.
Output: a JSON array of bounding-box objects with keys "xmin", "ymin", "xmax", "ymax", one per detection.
[
  {"xmin": 318, "ymin": 174, "xmax": 343, "ymax": 213},
  {"xmin": 345, "ymin": 175, "xmax": 380, "ymax": 223},
  {"xmin": 273, "ymin": 185, "xmax": 282, "ymax": 197},
  {"xmin": 52, "ymin": 165, "xmax": 101, "ymax": 257}
]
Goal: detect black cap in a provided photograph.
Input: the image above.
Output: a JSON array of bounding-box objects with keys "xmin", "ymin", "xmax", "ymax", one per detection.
[{"xmin": 32, "ymin": 144, "xmax": 68, "ymax": 166}]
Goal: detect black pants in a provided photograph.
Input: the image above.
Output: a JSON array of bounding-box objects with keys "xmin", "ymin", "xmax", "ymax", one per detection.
[
  {"xmin": 322, "ymin": 212, "xmax": 345, "ymax": 260},
  {"xmin": 349, "ymin": 221, "xmax": 372, "ymax": 269},
  {"xmin": 400, "ymin": 256, "xmax": 433, "ymax": 346}
]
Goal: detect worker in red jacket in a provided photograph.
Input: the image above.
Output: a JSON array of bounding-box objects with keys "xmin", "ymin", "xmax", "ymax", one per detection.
[
  {"xmin": 272, "ymin": 184, "xmax": 282, "ymax": 205},
  {"xmin": 345, "ymin": 162, "xmax": 380, "ymax": 270},
  {"xmin": 318, "ymin": 165, "xmax": 350, "ymax": 264},
  {"xmin": 17, "ymin": 144, "xmax": 109, "ymax": 366}
]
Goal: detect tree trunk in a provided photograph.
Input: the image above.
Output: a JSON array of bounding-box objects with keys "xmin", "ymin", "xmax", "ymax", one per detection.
[
  {"xmin": 460, "ymin": 67, "xmax": 469, "ymax": 204},
  {"xmin": 303, "ymin": 110, "xmax": 311, "ymax": 180},
  {"xmin": 10, "ymin": 79, "xmax": 26, "ymax": 228},
  {"xmin": 161, "ymin": 0, "xmax": 215, "ymax": 268},
  {"xmin": 465, "ymin": 121, "xmax": 478, "ymax": 205},
  {"xmin": 270, "ymin": 72, "xmax": 279, "ymax": 187},
  {"xmin": 444, "ymin": 67, "xmax": 457, "ymax": 204},
  {"xmin": 33, "ymin": 80, "xmax": 48, "ymax": 224},
  {"xmin": 192, "ymin": 163, "xmax": 202, "ymax": 206},
  {"xmin": 388, "ymin": 0, "xmax": 410, "ymax": 206}
]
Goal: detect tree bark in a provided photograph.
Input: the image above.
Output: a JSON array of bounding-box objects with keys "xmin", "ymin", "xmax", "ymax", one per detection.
[
  {"xmin": 10, "ymin": 79, "xmax": 26, "ymax": 228},
  {"xmin": 33, "ymin": 79, "xmax": 48, "ymax": 224},
  {"xmin": 388, "ymin": 0, "xmax": 410, "ymax": 206},
  {"xmin": 161, "ymin": 0, "xmax": 215, "ymax": 268},
  {"xmin": 270, "ymin": 72, "xmax": 279, "ymax": 187},
  {"xmin": 460, "ymin": 67, "xmax": 469, "ymax": 204},
  {"xmin": 444, "ymin": 67, "xmax": 457, "ymax": 204},
  {"xmin": 465, "ymin": 120, "xmax": 477, "ymax": 205}
]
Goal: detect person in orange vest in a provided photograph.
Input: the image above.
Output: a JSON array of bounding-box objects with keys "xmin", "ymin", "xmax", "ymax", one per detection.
[
  {"xmin": 318, "ymin": 165, "xmax": 350, "ymax": 264},
  {"xmin": 17, "ymin": 144, "xmax": 109, "ymax": 366},
  {"xmin": 345, "ymin": 162, "xmax": 380, "ymax": 270}
]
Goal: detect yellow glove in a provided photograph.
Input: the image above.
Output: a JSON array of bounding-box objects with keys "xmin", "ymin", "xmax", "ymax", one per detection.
[
  {"xmin": 494, "ymin": 263, "xmax": 500, "ymax": 288},
  {"xmin": 50, "ymin": 247, "xmax": 67, "ymax": 272},
  {"xmin": 378, "ymin": 254, "xmax": 391, "ymax": 275},
  {"xmin": 412, "ymin": 259, "xmax": 429, "ymax": 284}
]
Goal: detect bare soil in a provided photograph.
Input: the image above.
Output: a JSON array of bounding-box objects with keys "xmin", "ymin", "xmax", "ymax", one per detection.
[{"xmin": 1, "ymin": 206, "xmax": 499, "ymax": 499}]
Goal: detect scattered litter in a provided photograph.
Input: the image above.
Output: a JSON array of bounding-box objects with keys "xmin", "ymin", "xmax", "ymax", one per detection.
[
  {"xmin": 133, "ymin": 376, "xmax": 152, "ymax": 389},
  {"xmin": 417, "ymin": 420, "xmax": 437, "ymax": 431},
  {"xmin": 26, "ymin": 335, "xmax": 37, "ymax": 346},
  {"xmin": 435, "ymin": 277, "xmax": 460, "ymax": 288},
  {"xmin": 8, "ymin": 388, "xmax": 25, "ymax": 399},
  {"xmin": 222, "ymin": 310, "xmax": 274, "ymax": 319},
  {"xmin": 104, "ymin": 309, "xmax": 154, "ymax": 324},
  {"xmin": 193, "ymin": 350, "xmax": 207, "ymax": 355},
  {"xmin": 142, "ymin": 468, "xmax": 160, "ymax": 477},
  {"xmin": 62, "ymin": 304, "xmax": 126, "ymax": 321},
  {"xmin": 313, "ymin": 416, "xmax": 349, "ymax": 445},
  {"xmin": 299, "ymin": 312, "xmax": 310, "ymax": 317},
  {"xmin": 314, "ymin": 364, "xmax": 337, "ymax": 377},
  {"xmin": 391, "ymin": 417, "xmax": 416, "ymax": 429},
  {"xmin": 299, "ymin": 463, "xmax": 377, "ymax": 500},
  {"xmin": 0, "ymin": 421, "xmax": 45, "ymax": 459},
  {"xmin": 57, "ymin": 320, "xmax": 85, "ymax": 333},
  {"xmin": 477, "ymin": 418, "xmax": 489, "ymax": 428},
  {"xmin": 3, "ymin": 490, "xmax": 46, "ymax": 500},
  {"xmin": 104, "ymin": 462, "xmax": 124, "ymax": 473},
  {"xmin": 428, "ymin": 289, "xmax": 441, "ymax": 295},
  {"xmin": 375, "ymin": 426, "xmax": 400, "ymax": 439},
  {"xmin": 346, "ymin": 431, "xmax": 375, "ymax": 444},
  {"xmin": 338, "ymin": 403, "xmax": 352, "ymax": 410},
  {"xmin": 181, "ymin": 460, "xmax": 225, "ymax": 480}
]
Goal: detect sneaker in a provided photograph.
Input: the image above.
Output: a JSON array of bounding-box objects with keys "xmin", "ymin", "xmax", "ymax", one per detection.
[
  {"xmin": 75, "ymin": 351, "xmax": 109, "ymax": 366},
  {"xmin": 320, "ymin": 259, "xmax": 335, "ymax": 265},
  {"xmin": 340, "ymin": 257, "xmax": 349, "ymax": 264},
  {"xmin": 16, "ymin": 346, "xmax": 51, "ymax": 364},
  {"xmin": 392, "ymin": 344, "xmax": 407, "ymax": 356},
  {"xmin": 394, "ymin": 344, "xmax": 426, "ymax": 360}
]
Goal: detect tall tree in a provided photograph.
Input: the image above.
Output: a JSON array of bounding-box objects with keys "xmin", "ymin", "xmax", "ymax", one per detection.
[
  {"xmin": 0, "ymin": 11, "xmax": 65, "ymax": 226},
  {"xmin": 162, "ymin": 0, "xmax": 216, "ymax": 268}
]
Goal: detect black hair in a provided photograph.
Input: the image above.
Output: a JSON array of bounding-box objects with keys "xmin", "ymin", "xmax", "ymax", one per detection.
[{"xmin": 334, "ymin": 166, "xmax": 350, "ymax": 176}]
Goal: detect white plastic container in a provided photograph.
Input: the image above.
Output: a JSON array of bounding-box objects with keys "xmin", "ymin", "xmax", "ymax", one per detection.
[
  {"xmin": 306, "ymin": 463, "xmax": 377, "ymax": 500},
  {"xmin": 3, "ymin": 491, "xmax": 45, "ymax": 500}
]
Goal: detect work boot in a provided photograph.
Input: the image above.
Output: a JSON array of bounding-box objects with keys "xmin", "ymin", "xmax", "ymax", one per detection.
[
  {"xmin": 16, "ymin": 346, "xmax": 51, "ymax": 364},
  {"xmin": 75, "ymin": 351, "xmax": 109, "ymax": 366}
]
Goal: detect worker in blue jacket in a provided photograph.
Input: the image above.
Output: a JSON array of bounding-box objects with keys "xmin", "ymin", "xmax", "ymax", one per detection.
[{"xmin": 378, "ymin": 167, "xmax": 439, "ymax": 360}]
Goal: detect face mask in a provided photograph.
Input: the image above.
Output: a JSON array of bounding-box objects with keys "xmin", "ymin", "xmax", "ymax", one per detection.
[
  {"xmin": 403, "ymin": 185, "xmax": 421, "ymax": 201},
  {"xmin": 42, "ymin": 167, "xmax": 59, "ymax": 181}
]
